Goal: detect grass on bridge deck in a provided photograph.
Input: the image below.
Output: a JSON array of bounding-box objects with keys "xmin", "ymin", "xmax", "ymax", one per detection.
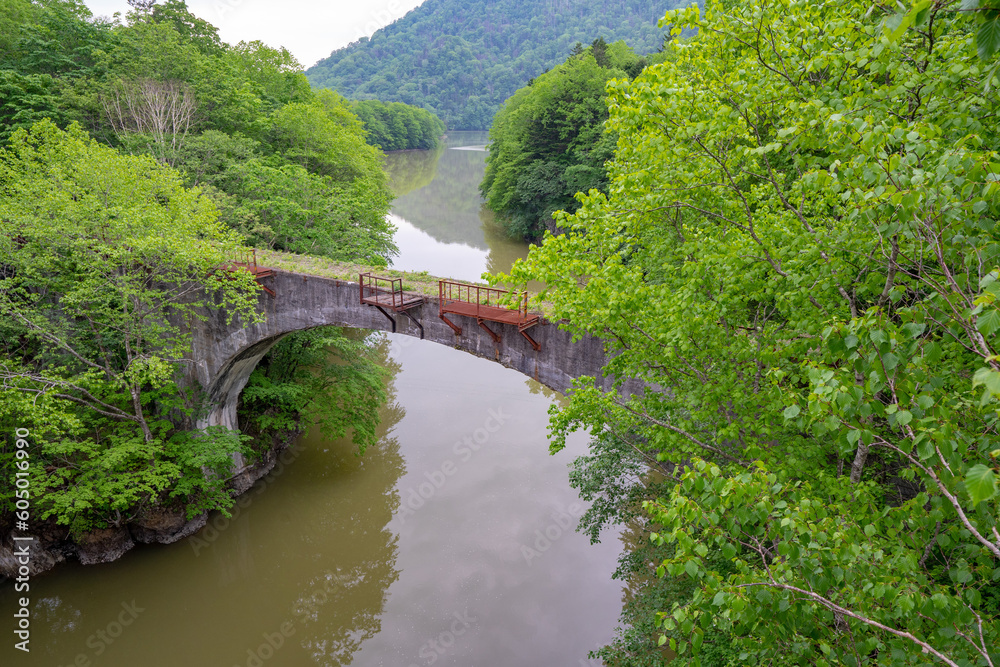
[{"xmin": 253, "ymin": 249, "xmax": 554, "ymax": 316}]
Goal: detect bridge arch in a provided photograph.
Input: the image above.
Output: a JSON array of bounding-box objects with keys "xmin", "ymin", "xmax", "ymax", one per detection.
[{"xmin": 185, "ymin": 270, "xmax": 610, "ymax": 456}]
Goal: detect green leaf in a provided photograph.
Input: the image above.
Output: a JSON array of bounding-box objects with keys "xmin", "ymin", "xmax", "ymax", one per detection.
[
  {"xmin": 913, "ymin": 1, "xmax": 932, "ymax": 26},
  {"xmin": 973, "ymin": 367, "xmax": 1000, "ymax": 394},
  {"xmin": 966, "ymin": 464, "xmax": 998, "ymax": 505},
  {"xmin": 977, "ymin": 309, "xmax": 1000, "ymax": 336},
  {"xmin": 783, "ymin": 404, "xmax": 801, "ymax": 419},
  {"xmin": 685, "ymin": 559, "xmax": 700, "ymax": 579},
  {"xmin": 924, "ymin": 342, "xmax": 943, "ymax": 364},
  {"xmin": 917, "ymin": 437, "xmax": 936, "ymax": 460},
  {"xmin": 979, "ymin": 16, "xmax": 1000, "ymax": 61},
  {"xmin": 884, "ymin": 11, "xmax": 913, "ymax": 42}
]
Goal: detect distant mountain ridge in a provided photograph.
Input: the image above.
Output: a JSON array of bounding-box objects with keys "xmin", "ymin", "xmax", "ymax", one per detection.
[{"xmin": 306, "ymin": 0, "xmax": 681, "ymax": 130}]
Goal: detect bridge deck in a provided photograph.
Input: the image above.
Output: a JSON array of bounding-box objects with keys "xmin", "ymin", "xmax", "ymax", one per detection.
[
  {"xmin": 438, "ymin": 280, "xmax": 540, "ymax": 350},
  {"xmin": 223, "ymin": 262, "xmax": 273, "ymax": 279},
  {"xmin": 359, "ymin": 272, "xmax": 426, "ymax": 337},
  {"xmin": 439, "ymin": 299, "xmax": 539, "ymax": 328},
  {"xmin": 359, "ymin": 273, "xmax": 425, "ymax": 311},
  {"xmin": 363, "ymin": 292, "xmax": 425, "ymax": 310}
]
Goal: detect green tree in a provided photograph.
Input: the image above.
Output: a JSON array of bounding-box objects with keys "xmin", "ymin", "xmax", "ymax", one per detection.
[
  {"xmin": 238, "ymin": 329, "xmax": 389, "ymax": 455},
  {"xmin": 224, "ymin": 157, "xmax": 396, "ymax": 263},
  {"xmin": 352, "ymin": 98, "xmax": 445, "ymax": 151},
  {"xmin": 225, "ymin": 40, "xmax": 312, "ymax": 112},
  {"xmin": 482, "ymin": 45, "xmax": 639, "ymax": 240},
  {"xmin": 500, "ymin": 0, "xmax": 1000, "ymax": 663},
  {"xmin": 0, "ymin": 121, "xmax": 260, "ymax": 533},
  {"xmin": 148, "ymin": 0, "xmax": 224, "ymax": 55},
  {"xmin": 0, "ymin": 71, "xmax": 68, "ymax": 144},
  {"xmin": 0, "ymin": 0, "xmax": 39, "ymax": 56}
]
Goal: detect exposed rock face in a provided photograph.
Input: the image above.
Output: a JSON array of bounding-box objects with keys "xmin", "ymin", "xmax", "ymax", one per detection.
[
  {"xmin": 0, "ymin": 516, "xmax": 70, "ymax": 576},
  {"xmin": 129, "ymin": 508, "xmax": 208, "ymax": 545},
  {"xmin": 75, "ymin": 527, "xmax": 136, "ymax": 565}
]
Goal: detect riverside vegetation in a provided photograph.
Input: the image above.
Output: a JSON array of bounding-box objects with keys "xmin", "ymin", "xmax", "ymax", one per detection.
[
  {"xmin": 492, "ymin": 0, "xmax": 1000, "ymax": 664},
  {"xmin": 0, "ymin": 0, "xmax": 407, "ymax": 544}
]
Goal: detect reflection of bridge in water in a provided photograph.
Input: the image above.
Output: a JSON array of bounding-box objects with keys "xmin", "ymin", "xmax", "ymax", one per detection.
[{"xmin": 191, "ymin": 265, "xmax": 611, "ymax": 471}]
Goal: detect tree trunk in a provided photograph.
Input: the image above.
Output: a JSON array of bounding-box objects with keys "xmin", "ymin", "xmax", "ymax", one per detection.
[
  {"xmin": 850, "ymin": 442, "xmax": 869, "ymax": 484},
  {"xmin": 130, "ymin": 384, "xmax": 153, "ymax": 442}
]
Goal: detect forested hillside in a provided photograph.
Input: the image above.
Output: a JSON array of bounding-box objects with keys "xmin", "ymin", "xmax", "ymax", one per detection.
[{"xmin": 306, "ymin": 0, "xmax": 678, "ymax": 130}]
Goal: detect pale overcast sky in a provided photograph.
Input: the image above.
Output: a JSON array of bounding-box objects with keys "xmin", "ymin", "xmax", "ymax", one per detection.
[{"xmin": 82, "ymin": 0, "xmax": 427, "ymax": 68}]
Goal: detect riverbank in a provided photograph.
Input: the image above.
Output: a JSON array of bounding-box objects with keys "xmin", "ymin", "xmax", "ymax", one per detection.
[{"xmin": 0, "ymin": 427, "xmax": 302, "ymax": 578}]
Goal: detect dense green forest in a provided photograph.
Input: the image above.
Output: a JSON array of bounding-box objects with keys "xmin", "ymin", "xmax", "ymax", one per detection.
[
  {"xmin": 0, "ymin": 0, "xmax": 394, "ymax": 261},
  {"xmin": 352, "ymin": 98, "xmax": 446, "ymax": 151},
  {"xmin": 481, "ymin": 39, "xmax": 655, "ymax": 240},
  {"xmin": 0, "ymin": 1, "xmax": 394, "ymax": 537},
  {"xmin": 306, "ymin": 0, "xmax": 679, "ymax": 130},
  {"xmin": 496, "ymin": 0, "xmax": 1000, "ymax": 664}
]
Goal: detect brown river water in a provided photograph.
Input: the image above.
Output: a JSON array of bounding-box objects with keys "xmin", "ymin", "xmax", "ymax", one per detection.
[{"xmin": 1, "ymin": 131, "xmax": 624, "ymax": 667}]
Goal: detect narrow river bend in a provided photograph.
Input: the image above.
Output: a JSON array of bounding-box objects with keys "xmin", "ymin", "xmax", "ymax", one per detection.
[{"xmin": 1, "ymin": 132, "xmax": 624, "ymax": 667}]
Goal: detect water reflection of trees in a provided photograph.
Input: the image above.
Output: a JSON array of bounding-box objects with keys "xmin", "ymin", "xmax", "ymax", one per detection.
[
  {"xmin": 387, "ymin": 136, "xmax": 492, "ymax": 249},
  {"xmin": 291, "ymin": 332, "xmax": 406, "ymax": 666},
  {"xmin": 383, "ymin": 145, "xmax": 445, "ymax": 198},
  {"xmin": 385, "ymin": 132, "xmax": 538, "ymax": 285},
  {"xmin": 482, "ymin": 203, "xmax": 538, "ymax": 283},
  {"xmin": 0, "ymin": 594, "xmax": 83, "ymax": 665}
]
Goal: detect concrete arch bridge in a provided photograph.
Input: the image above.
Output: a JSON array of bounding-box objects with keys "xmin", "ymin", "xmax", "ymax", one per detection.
[{"xmin": 184, "ymin": 267, "xmax": 612, "ymax": 478}]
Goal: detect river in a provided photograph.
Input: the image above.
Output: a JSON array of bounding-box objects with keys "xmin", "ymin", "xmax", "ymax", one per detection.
[{"xmin": 1, "ymin": 131, "xmax": 624, "ymax": 666}]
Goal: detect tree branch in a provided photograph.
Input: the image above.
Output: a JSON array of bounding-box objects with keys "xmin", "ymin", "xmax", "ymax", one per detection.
[{"xmin": 732, "ymin": 582, "xmax": 961, "ymax": 667}]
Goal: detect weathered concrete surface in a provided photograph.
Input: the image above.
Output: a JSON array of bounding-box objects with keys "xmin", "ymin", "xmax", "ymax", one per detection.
[{"xmin": 187, "ymin": 270, "xmax": 609, "ymax": 441}]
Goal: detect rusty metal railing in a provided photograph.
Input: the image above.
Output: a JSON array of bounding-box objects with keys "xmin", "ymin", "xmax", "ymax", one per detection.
[
  {"xmin": 211, "ymin": 247, "xmax": 274, "ymax": 297},
  {"xmin": 437, "ymin": 280, "xmax": 540, "ymax": 350},
  {"xmin": 224, "ymin": 247, "xmax": 256, "ymax": 270},
  {"xmin": 360, "ymin": 272, "xmax": 405, "ymax": 309},
  {"xmin": 437, "ymin": 280, "xmax": 529, "ymax": 319}
]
